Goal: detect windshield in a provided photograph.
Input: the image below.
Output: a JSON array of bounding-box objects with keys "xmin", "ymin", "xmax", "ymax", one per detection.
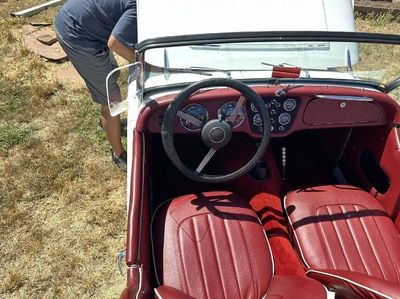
[{"xmin": 143, "ymin": 40, "xmax": 400, "ymax": 90}]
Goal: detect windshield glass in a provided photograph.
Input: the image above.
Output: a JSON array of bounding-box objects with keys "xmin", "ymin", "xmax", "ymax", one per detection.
[{"xmin": 143, "ymin": 40, "xmax": 400, "ymax": 89}]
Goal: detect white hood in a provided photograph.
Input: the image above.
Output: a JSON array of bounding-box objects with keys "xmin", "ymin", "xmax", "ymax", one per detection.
[{"xmin": 137, "ymin": 0, "xmax": 355, "ymax": 43}]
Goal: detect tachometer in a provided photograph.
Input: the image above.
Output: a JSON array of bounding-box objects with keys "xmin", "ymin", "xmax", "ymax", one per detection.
[
  {"xmin": 179, "ymin": 104, "xmax": 209, "ymax": 131},
  {"xmin": 218, "ymin": 101, "xmax": 246, "ymax": 128}
]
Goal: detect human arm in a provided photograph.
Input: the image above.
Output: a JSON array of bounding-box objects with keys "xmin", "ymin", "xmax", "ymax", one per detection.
[
  {"xmin": 108, "ymin": 34, "xmax": 135, "ymax": 62},
  {"xmin": 108, "ymin": 6, "xmax": 137, "ymax": 63}
]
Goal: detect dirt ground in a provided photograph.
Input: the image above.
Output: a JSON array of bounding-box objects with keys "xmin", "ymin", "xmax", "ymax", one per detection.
[{"xmin": 0, "ymin": 1, "xmax": 399, "ymax": 299}]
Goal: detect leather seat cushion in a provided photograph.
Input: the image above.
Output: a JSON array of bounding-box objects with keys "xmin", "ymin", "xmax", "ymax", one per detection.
[
  {"xmin": 285, "ymin": 185, "xmax": 400, "ymax": 284},
  {"xmin": 152, "ymin": 191, "xmax": 274, "ymax": 299}
]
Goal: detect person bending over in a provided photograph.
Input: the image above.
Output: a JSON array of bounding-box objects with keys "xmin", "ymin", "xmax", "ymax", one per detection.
[{"xmin": 55, "ymin": 0, "xmax": 137, "ymax": 170}]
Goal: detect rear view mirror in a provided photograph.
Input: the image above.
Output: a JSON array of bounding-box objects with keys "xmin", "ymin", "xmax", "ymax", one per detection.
[{"xmin": 106, "ymin": 62, "xmax": 142, "ymax": 117}]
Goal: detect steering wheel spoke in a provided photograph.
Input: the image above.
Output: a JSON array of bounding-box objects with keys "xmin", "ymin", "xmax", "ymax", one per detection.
[
  {"xmin": 226, "ymin": 95, "xmax": 245, "ymax": 126},
  {"xmin": 195, "ymin": 148, "xmax": 217, "ymax": 174},
  {"xmin": 177, "ymin": 110, "xmax": 203, "ymax": 127}
]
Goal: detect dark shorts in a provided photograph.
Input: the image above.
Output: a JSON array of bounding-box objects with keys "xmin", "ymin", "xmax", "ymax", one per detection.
[{"xmin": 56, "ymin": 33, "xmax": 121, "ymax": 106}]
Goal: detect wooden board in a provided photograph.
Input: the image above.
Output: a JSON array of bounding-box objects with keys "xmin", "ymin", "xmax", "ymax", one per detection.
[{"xmin": 11, "ymin": 0, "xmax": 64, "ymax": 17}]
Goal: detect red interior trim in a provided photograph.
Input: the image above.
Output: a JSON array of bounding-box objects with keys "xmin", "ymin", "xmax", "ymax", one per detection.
[{"xmin": 139, "ymin": 85, "xmax": 397, "ymax": 138}]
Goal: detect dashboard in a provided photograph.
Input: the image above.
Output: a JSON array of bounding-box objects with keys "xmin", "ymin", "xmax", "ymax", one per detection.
[{"xmin": 145, "ymin": 85, "xmax": 388, "ymax": 137}]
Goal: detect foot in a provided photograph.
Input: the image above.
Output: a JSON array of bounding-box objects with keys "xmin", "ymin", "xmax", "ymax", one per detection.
[{"xmin": 112, "ymin": 150, "xmax": 127, "ymax": 171}]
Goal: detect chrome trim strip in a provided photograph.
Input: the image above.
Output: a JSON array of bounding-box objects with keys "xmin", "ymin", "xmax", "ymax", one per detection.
[
  {"xmin": 394, "ymin": 126, "xmax": 400, "ymax": 152},
  {"xmin": 134, "ymin": 266, "xmax": 144, "ymax": 299},
  {"xmin": 306, "ymin": 269, "xmax": 394, "ymax": 299},
  {"xmin": 154, "ymin": 288, "xmax": 162, "ymax": 299},
  {"xmin": 314, "ymin": 95, "xmax": 373, "ymax": 101},
  {"xmin": 136, "ymin": 133, "xmax": 146, "ymax": 262}
]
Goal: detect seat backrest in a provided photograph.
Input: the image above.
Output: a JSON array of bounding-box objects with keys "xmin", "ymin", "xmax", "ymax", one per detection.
[{"xmin": 152, "ymin": 191, "xmax": 274, "ymax": 299}]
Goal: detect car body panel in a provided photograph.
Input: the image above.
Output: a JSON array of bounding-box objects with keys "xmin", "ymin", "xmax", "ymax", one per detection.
[
  {"xmin": 137, "ymin": 0, "xmax": 355, "ymax": 42},
  {"xmin": 115, "ymin": 1, "xmax": 400, "ymax": 298}
]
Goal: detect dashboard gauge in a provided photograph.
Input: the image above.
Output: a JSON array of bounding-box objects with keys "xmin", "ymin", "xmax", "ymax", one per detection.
[
  {"xmin": 253, "ymin": 114, "xmax": 262, "ymax": 126},
  {"xmin": 218, "ymin": 101, "xmax": 246, "ymax": 128},
  {"xmin": 278, "ymin": 112, "xmax": 291, "ymax": 125},
  {"xmin": 251, "ymin": 103, "xmax": 258, "ymax": 112},
  {"xmin": 179, "ymin": 104, "xmax": 208, "ymax": 131},
  {"xmin": 283, "ymin": 98, "xmax": 297, "ymax": 111}
]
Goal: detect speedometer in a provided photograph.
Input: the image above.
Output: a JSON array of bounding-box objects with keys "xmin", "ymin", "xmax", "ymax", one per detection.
[
  {"xmin": 218, "ymin": 101, "xmax": 246, "ymax": 128},
  {"xmin": 179, "ymin": 104, "xmax": 208, "ymax": 131}
]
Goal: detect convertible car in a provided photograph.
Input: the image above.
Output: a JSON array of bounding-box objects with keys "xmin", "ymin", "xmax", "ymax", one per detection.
[{"xmin": 111, "ymin": 0, "xmax": 400, "ymax": 298}]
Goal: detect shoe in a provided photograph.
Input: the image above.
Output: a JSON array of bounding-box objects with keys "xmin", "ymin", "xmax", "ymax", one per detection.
[
  {"xmin": 97, "ymin": 118, "xmax": 103, "ymax": 131},
  {"xmin": 112, "ymin": 150, "xmax": 127, "ymax": 171},
  {"xmin": 98, "ymin": 118, "xmax": 127, "ymax": 137}
]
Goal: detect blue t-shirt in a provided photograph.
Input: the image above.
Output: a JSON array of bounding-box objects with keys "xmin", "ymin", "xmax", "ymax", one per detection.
[{"xmin": 55, "ymin": 0, "xmax": 137, "ymax": 51}]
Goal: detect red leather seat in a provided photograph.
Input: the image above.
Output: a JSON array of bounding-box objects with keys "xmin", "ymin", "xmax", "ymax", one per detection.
[
  {"xmin": 152, "ymin": 191, "xmax": 327, "ymax": 299},
  {"xmin": 285, "ymin": 185, "xmax": 400, "ymax": 298}
]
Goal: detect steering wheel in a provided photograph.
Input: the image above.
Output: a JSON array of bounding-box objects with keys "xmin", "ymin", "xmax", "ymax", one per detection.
[{"xmin": 161, "ymin": 78, "xmax": 271, "ymax": 183}]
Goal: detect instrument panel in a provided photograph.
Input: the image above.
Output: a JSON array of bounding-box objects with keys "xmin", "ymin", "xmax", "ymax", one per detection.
[
  {"xmin": 247, "ymin": 97, "xmax": 300, "ymax": 134},
  {"xmin": 177, "ymin": 97, "xmax": 299, "ymax": 134},
  {"xmin": 178, "ymin": 101, "xmax": 247, "ymax": 131},
  {"xmin": 146, "ymin": 86, "xmax": 387, "ymax": 136}
]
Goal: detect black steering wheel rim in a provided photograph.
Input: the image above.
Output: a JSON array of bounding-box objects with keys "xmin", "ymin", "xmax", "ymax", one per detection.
[{"xmin": 161, "ymin": 78, "xmax": 271, "ymax": 183}]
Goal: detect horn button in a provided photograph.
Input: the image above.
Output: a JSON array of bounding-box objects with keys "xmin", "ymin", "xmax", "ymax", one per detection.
[{"xmin": 201, "ymin": 119, "xmax": 232, "ymax": 149}]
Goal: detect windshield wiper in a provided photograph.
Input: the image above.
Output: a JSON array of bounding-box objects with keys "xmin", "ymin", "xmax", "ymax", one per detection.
[
  {"xmin": 161, "ymin": 66, "xmax": 237, "ymax": 78},
  {"xmin": 187, "ymin": 66, "xmax": 233, "ymax": 77}
]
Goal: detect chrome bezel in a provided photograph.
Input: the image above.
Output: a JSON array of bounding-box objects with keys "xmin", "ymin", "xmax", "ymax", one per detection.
[
  {"xmin": 218, "ymin": 101, "xmax": 246, "ymax": 128},
  {"xmin": 179, "ymin": 103, "xmax": 209, "ymax": 131},
  {"xmin": 283, "ymin": 98, "xmax": 297, "ymax": 111},
  {"xmin": 278, "ymin": 112, "xmax": 291, "ymax": 125},
  {"xmin": 253, "ymin": 113, "xmax": 262, "ymax": 127}
]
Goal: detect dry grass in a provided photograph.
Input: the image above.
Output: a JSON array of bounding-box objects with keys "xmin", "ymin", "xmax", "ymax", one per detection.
[
  {"xmin": 1, "ymin": 1, "xmax": 126, "ymax": 299},
  {"xmin": 355, "ymin": 12, "xmax": 400, "ymax": 101},
  {"xmin": 0, "ymin": 2, "xmax": 399, "ymax": 298}
]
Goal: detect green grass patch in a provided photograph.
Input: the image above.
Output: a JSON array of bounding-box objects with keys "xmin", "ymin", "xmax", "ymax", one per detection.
[
  {"xmin": 72, "ymin": 99, "xmax": 108, "ymax": 150},
  {"xmin": 0, "ymin": 79, "xmax": 29, "ymax": 118},
  {"xmin": 356, "ymin": 12, "xmax": 400, "ymax": 27},
  {"xmin": 0, "ymin": 123, "xmax": 33, "ymax": 150}
]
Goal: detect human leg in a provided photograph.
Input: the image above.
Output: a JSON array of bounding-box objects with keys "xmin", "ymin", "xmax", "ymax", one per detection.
[
  {"xmin": 100, "ymin": 105, "xmax": 124, "ymax": 157},
  {"xmin": 56, "ymin": 35, "xmax": 127, "ymax": 169}
]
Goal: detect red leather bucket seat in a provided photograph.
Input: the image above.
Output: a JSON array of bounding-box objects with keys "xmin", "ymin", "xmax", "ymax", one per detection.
[
  {"xmin": 151, "ymin": 191, "xmax": 327, "ymax": 299},
  {"xmin": 285, "ymin": 185, "xmax": 400, "ymax": 299}
]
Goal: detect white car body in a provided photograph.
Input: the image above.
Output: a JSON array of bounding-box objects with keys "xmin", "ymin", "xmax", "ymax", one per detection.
[
  {"xmin": 137, "ymin": 0, "xmax": 355, "ymax": 41},
  {"xmin": 116, "ymin": 0, "xmax": 358, "ymax": 205}
]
